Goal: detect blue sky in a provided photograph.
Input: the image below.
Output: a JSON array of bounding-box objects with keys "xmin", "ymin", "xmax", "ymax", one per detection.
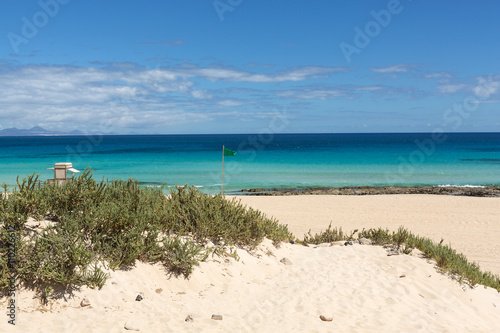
[{"xmin": 0, "ymin": 0, "xmax": 499, "ymax": 134}]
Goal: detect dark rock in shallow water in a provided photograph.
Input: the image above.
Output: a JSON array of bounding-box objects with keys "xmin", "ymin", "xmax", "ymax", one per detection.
[{"xmin": 238, "ymin": 186, "xmax": 500, "ymax": 197}]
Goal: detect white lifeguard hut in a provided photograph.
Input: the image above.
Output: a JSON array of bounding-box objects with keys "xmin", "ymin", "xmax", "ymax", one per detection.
[{"xmin": 47, "ymin": 162, "xmax": 80, "ymax": 185}]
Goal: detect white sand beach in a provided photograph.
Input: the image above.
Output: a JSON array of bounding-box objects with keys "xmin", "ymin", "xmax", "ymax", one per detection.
[{"xmin": 1, "ymin": 195, "xmax": 499, "ymax": 332}]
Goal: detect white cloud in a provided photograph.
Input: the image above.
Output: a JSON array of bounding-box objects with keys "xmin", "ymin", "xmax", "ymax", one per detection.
[
  {"xmin": 217, "ymin": 100, "xmax": 247, "ymax": 107},
  {"xmin": 370, "ymin": 64, "xmax": 415, "ymax": 73},
  {"xmin": 473, "ymin": 76, "xmax": 500, "ymax": 97},
  {"xmin": 469, "ymin": 99, "xmax": 500, "ymax": 104},
  {"xmin": 435, "ymin": 75, "xmax": 500, "ymax": 97},
  {"xmin": 191, "ymin": 90, "xmax": 212, "ymax": 99},
  {"xmin": 172, "ymin": 66, "xmax": 346, "ymax": 82},
  {"xmin": 275, "ymin": 88, "xmax": 349, "ymax": 100},
  {"xmin": 275, "ymin": 85, "xmax": 392, "ymax": 100},
  {"xmin": 437, "ymin": 84, "xmax": 467, "ymax": 94},
  {"xmin": 355, "ymin": 85, "xmax": 385, "ymax": 91},
  {"xmin": 424, "ymin": 72, "xmax": 452, "ymax": 79},
  {"xmin": 0, "ymin": 63, "xmax": 343, "ymax": 132}
]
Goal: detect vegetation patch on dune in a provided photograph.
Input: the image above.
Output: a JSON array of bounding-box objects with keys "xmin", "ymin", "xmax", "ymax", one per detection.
[
  {"xmin": 0, "ymin": 170, "xmax": 292, "ymax": 296},
  {"xmin": 3, "ymin": 169, "xmax": 497, "ymax": 301},
  {"xmin": 303, "ymin": 224, "xmax": 500, "ymax": 292}
]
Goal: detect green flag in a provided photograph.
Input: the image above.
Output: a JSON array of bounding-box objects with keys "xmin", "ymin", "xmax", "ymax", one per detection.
[{"xmin": 223, "ymin": 148, "xmax": 237, "ymax": 156}]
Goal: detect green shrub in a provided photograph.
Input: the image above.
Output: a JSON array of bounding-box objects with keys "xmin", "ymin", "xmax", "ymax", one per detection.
[
  {"xmin": 162, "ymin": 236, "xmax": 208, "ymax": 278},
  {"xmin": 357, "ymin": 227, "xmax": 393, "ymax": 245},
  {"xmin": 0, "ymin": 171, "xmax": 292, "ymax": 295},
  {"xmin": 16, "ymin": 229, "xmax": 106, "ymax": 288},
  {"xmin": 164, "ymin": 185, "xmax": 293, "ymax": 246},
  {"xmin": 302, "ymin": 223, "xmax": 354, "ymax": 244}
]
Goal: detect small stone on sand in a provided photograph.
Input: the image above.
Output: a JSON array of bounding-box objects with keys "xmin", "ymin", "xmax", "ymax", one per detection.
[
  {"xmin": 124, "ymin": 323, "xmax": 140, "ymax": 331},
  {"xmin": 320, "ymin": 315, "xmax": 333, "ymax": 322},
  {"xmin": 211, "ymin": 314, "xmax": 223, "ymax": 320},
  {"xmin": 358, "ymin": 238, "xmax": 372, "ymax": 245},
  {"xmin": 80, "ymin": 297, "xmax": 90, "ymax": 307},
  {"xmin": 280, "ymin": 257, "xmax": 293, "ymax": 265}
]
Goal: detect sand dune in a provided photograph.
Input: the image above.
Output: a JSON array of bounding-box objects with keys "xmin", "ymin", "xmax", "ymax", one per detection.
[
  {"xmin": 2, "ymin": 239, "xmax": 499, "ymax": 332},
  {"xmin": 237, "ymin": 194, "xmax": 500, "ymax": 275},
  {"xmin": 1, "ymin": 195, "xmax": 499, "ymax": 332}
]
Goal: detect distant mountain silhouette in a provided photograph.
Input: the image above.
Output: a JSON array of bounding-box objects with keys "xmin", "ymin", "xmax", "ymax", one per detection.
[
  {"xmin": 27, "ymin": 126, "xmax": 49, "ymax": 134},
  {"xmin": 0, "ymin": 126, "xmax": 105, "ymax": 136}
]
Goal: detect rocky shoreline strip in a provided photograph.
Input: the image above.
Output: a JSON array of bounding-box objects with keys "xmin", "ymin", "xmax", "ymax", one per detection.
[{"xmin": 239, "ymin": 186, "xmax": 500, "ymax": 197}]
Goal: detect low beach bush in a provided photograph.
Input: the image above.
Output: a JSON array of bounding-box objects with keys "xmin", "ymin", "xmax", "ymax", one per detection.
[
  {"xmin": 302, "ymin": 223, "xmax": 357, "ymax": 244},
  {"xmin": 165, "ymin": 185, "xmax": 292, "ymax": 246},
  {"xmin": 0, "ymin": 170, "xmax": 292, "ymax": 295},
  {"xmin": 162, "ymin": 236, "xmax": 208, "ymax": 278}
]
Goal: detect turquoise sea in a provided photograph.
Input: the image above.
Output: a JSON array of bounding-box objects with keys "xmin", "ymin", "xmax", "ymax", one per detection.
[{"xmin": 0, "ymin": 133, "xmax": 499, "ymax": 194}]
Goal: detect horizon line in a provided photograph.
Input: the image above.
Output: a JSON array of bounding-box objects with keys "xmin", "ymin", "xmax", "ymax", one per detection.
[{"xmin": 1, "ymin": 131, "xmax": 500, "ymax": 137}]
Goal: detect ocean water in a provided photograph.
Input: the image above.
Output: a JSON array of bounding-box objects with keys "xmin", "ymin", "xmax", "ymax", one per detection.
[{"xmin": 0, "ymin": 133, "xmax": 499, "ymax": 194}]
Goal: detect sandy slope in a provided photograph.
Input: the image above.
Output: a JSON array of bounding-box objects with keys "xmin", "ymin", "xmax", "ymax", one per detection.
[
  {"xmin": 236, "ymin": 194, "xmax": 500, "ymax": 275},
  {"xmin": 2, "ymin": 239, "xmax": 499, "ymax": 332}
]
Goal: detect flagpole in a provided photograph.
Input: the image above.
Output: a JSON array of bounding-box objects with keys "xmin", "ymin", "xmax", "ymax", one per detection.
[{"xmin": 221, "ymin": 145, "xmax": 224, "ymax": 195}]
